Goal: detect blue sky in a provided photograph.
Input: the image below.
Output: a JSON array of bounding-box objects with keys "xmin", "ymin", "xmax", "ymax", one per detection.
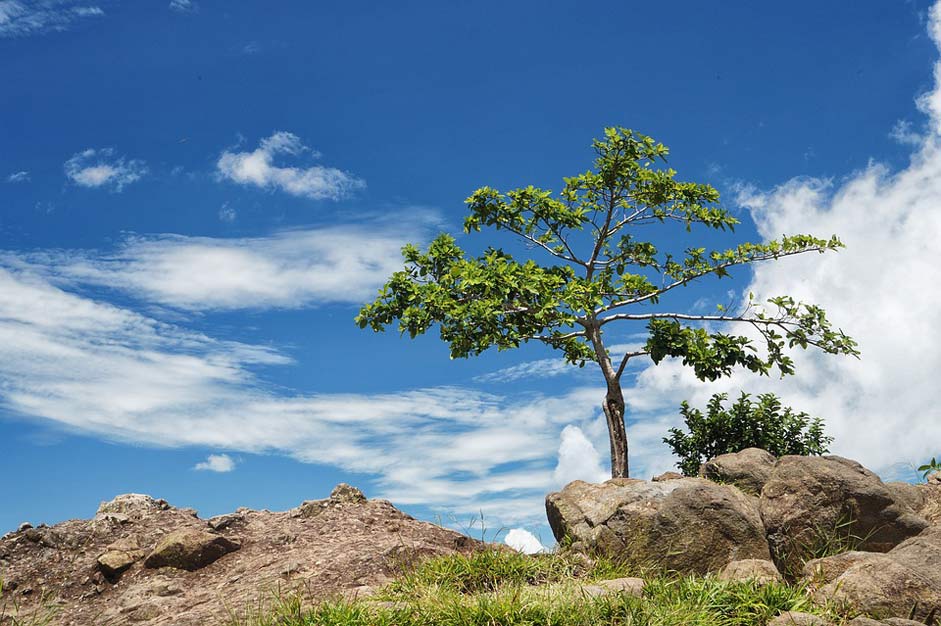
[{"xmin": 2, "ymin": 1, "xmax": 940, "ymax": 548}]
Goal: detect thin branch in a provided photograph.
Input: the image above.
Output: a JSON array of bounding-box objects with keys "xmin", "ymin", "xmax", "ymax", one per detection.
[
  {"xmin": 595, "ymin": 246, "xmax": 831, "ymax": 314},
  {"xmin": 615, "ymin": 349, "xmax": 649, "ymax": 380}
]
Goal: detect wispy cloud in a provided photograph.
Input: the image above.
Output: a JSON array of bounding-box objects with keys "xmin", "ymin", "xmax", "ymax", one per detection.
[
  {"xmin": 890, "ymin": 119, "xmax": 923, "ymax": 146},
  {"xmin": 20, "ymin": 220, "xmax": 432, "ymax": 311},
  {"xmin": 216, "ymin": 132, "xmax": 364, "ymax": 200},
  {"xmin": 64, "ymin": 148, "xmax": 147, "ymax": 191},
  {"xmin": 194, "ymin": 453, "xmax": 235, "ymax": 472},
  {"xmin": 6, "ymin": 171, "xmax": 29, "ymax": 183},
  {"xmin": 0, "ymin": 259, "xmax": 603, "ymax": 525},
  {"xmin": 168, "ymin": 0, "xmax": 196, "ymax": 13},
  {"xmin": 0, "ymin": 1, "xmax": 104, "ymax": 38},
  {"xmin": 218, "ymin": 203, "xmax": 236, "ymax": 223}
]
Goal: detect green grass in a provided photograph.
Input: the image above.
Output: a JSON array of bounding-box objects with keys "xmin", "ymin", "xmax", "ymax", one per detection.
[
  {"xmin": 0, "ymin": 579, "xmax": 60, "ymax": 626},
  {"xmin": 228, "ymin": 549, "xmax": 839, "ymax": 626}
]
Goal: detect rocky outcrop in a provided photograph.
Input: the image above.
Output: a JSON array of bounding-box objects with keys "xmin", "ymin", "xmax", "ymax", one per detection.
[
  {"xmin": 545, "ymin": 477, "xmax": 770, "ymax": 575},
  {"xmin": 700, "ymin": 447, "xmax": 776, "ymax": 494},
  {"xmin": 143, "ymin": 528, "xmax": 240, "ymax": 571},
  {"xmin": 759, "ymin": 455, "xmax": 928, "ymax": 574},
  {"xmin": 803, "ymin": 526, "xmax": 941, "ymax": 621},
  {"xmin": 0, "ymin": 485, "xmax": 480, "ymax": 626}
]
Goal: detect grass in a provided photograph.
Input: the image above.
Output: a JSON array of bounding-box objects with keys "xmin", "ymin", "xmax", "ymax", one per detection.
[
  {"xmin": 0, "ymin": 579, "xmax": 60, "ymax": 626},
  {"xmin": 228, "ymin": 549, "xmax": 839, "ymax": 626}
]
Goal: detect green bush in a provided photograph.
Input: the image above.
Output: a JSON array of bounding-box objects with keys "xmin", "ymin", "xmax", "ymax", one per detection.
[{"xmin": 664, "ymin": 392, "xmax": 832, "ymax": 476}]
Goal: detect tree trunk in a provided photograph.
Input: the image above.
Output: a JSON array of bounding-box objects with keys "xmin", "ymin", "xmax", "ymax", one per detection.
[{"xmin": 602, "ymin": 379, "xmax": 629, "ymax": 478}]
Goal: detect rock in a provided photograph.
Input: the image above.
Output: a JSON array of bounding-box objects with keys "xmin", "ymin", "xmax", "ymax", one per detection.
[
  {"xmin": 701, "ymin": 447, "xmax": 776, "ymax": 494},
  {"xmin": 717, "ymin": 558, "xmax": 783, "ymax": 584},
  {"xmin": 546, "ymin": 477, "xmax": 770, "ymax": 575},
  {"xmin": 760, "ymin": 455, "xmax": 928, "ymax": 574},
  {"xmin": 802, "ymin": 550, "xmax": 879, "ymax": 584},
  {"xmin": 296, "ymin": 499, "xmax": 329, "ymax": 518},
  {"xmin": 768, "ymin": 611, "xmax": 830, "ymax": 626},
  {"xmin": 208, "ymin": 513, "xmax": 243, "ymax": 531},
  {"xmin": 143, "ymin": 529, "xmax": 240, "ymax": 571},
  {"xmin": 17, "ymin": 522, "xmax": 32, "ymax": 532},
  {"xmin": 652, "ymin": 471, "xmax": 683, "ymax": 482},
  {"xmin": 97, "ymin": 494, "xmax": 170, "ymax": 519},
  {"xmin": 330, "ymin": 483, "xmax": 367, "ymax": 504},
  {"xmin": 917, "ymin": 482, "xmax": 941, "ymax": 525},
  {"xmin": 885, "ymin": 482, "xmax": 926, "ymax": 513},
  {"xmin": 811, "ymin": 555, "xmax": 938, "ymax": 621},
  {"xmin": 97, "ymin": 550, "xmax": 138, "ymax": 579},
  {"xmin": 928, "ymin": 471, "xmax": 941, "ymax": 485},
  {"xmin": 579, "ymin": 576, "xmax": 645, "ymax": 597},
  {"xmin": 845, "ymin": 618, "xmax": 884, "ymax": 626}
]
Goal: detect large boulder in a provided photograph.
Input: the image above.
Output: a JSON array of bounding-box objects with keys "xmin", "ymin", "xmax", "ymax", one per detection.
[
  {"xmin": 96, "ymin": 493, "xmax": 170, "ymax": 520},
  {"xmin": 546, "ymin": 477, "xmax": 770, "ymax": 575},
  {"xmin": 700, "ymin": 447, "xmax": 776, "ymax": 494},
  {"xmin": 143, "ymin": 529, "xmax": 240, "ymax": 571},
  {"xmin": 803, "ymin": 527, "xmax": 941, "ymax": 621},
  {"xmin": 760, "ymin": 455, "xmax": 928, "ymax": 574}
]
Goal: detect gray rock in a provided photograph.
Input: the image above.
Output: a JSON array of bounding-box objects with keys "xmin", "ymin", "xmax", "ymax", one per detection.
[
  {"xmin": 768, "ymin": 611, "xmax": 830, "ymax": 626},
  {"xmin": 717, "ymin": 558, "xmax": 783, "ymax": 584},
  {"xmin": 17, "ymin": 522, "xmax": 32, "ymax": 532},
  {"xmin": 546, "ymin": 477, "xmax": 770, "ymax": 575},
  {"xmin": 760, "ymin": 455, "xmax": 928, "ymax": 574},
  {"xmin": 701, "ymin": 447, "xmax": 776, "ymax": 494},
  {"xmin": 143, "ymin": 529, "xmax": 240, "ymax": 571},
  {"xmin": 207, "ymin": 513, "xmax": 243, "ymax": 531}
]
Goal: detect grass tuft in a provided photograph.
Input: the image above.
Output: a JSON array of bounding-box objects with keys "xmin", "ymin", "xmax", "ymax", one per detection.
[{"xmin": 229, "ymin": 549, "xmax": 840, "ymax": 626}]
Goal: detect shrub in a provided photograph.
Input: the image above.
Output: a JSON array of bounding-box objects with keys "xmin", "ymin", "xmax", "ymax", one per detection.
[{"xmin": 664, "ymin": 392, "xmax": 832, "ymax": 476}]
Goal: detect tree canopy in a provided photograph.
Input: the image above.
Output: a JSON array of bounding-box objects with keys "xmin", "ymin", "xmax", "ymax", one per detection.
[{"xmin": 357, "ymin": 127, "xmax": 858, "ymax": 478}]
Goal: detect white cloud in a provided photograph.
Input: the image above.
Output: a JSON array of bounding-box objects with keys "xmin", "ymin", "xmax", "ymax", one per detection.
[
  {"xmin": 473, "ymin": 358, "xmax": 577, "ymax": 383},
  {"xmin": 64, "ymin": 148, "xmax": 147, "ymax": 191},
  {"xmin": 21, "ymin": 221, "xmax": 431, "ymax": 311},
  {"xmin": 194, "ymin": 453, "xmax": 235, "ymax": 472},
  {"xmin": 168, "ymin": 0, "xmax": 196, "ymax": 13},
  {"xmin": 6, "ymin": 171, "xmax": 29, "ymax": 183},
  {"xmin": 553, "ymin": 425, "xmax": 608, "ymax": 487},
  {"xmin": 216, "ymin": 132, "xmax": 364, "ymax": 200},
  {"xmin": 504, "ymin": 528, "xmax": 546, "ymax": 554},
  {"xmin": 218, "ymin": 203, "xmax": 236, "ymax": 223},
  {"xmin": 0, "ymin": 256, "xmax": 605, "ymax": 526},
  {"xmin": 0, "ymin": 1, "xmax": 104, "ymax": 38},
  {"xmin": 890, "ymin": 119, "xmax": 923, "ymax": 146},
  {"xmin": 610, "ymin": 0, "xmax": 941, "ymax": 479}
]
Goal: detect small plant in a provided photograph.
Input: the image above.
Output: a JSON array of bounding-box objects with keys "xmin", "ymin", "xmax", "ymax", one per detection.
[
  {"xmin": 918, "ymin": 457, "xmax": 941, "ymax": 481},
  {"xmin": 664, "ymin": 392, "xmax": 832, "ymax": 476}
]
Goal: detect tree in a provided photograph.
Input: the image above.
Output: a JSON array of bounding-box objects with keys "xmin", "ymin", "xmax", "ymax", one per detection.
[
  {"xmin": 356, "ymin": 127, "xmax": 858, "ymax": 478},
  {"xmin": 664, "ymin": 392, "xmax": 832, "ymax": 476}
]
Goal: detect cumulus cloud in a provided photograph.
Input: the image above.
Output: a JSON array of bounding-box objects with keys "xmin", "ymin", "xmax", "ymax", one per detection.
[
  {"xmin": 217, "ymin": 132, "xmax": 364, "ymax": 200},
  {"xmin": 504, "ymin": 528, "xmax": 546, "ymax": 554},
  {"xmin": 6, "ymin": 171, "xmax": 29, "ymax": 183},
  {"xmin": 608, "ymin": 0, "xmax": 941, "ymax": 479},
  {"xmin": 20, "ymin": 221, "xmax": 431, "ymax": 311},
  {"xmin": 194, "ymin": 454, "xmax": 235, "ymax": 472},
  {"xmin": 64, "ymin": 148, "xmax": 147, "ymax": 191},
  {"xmin": 553, "ymin": 425, "xmax": 608, "ymax": 487},
  {"xmin": 0, "ymin": 1, "xmax": 104, "ymax": 38}
]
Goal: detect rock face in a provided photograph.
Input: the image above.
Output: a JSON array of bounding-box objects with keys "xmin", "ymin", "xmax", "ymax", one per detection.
[
  {"xmin": 700, "ymin": 447, "xmax": 776, "ymax": 494},
  {"xmin": 546, "ymin": 477, "xmax": 770, "ymax": 575},
  {"xmin": 803, "ymin": 526, "xmax": 941, "ymax": 621},
  {"xmin": 0, "ymin": 485, "xmax": 480, "ymax": 626},
  {"xmin": 143, "ymin": 529, "xmax": 240, "ymax": 571},
  {"xmin": 759, "ymin": 455, "xmax": 928, "ymax": 574}
]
